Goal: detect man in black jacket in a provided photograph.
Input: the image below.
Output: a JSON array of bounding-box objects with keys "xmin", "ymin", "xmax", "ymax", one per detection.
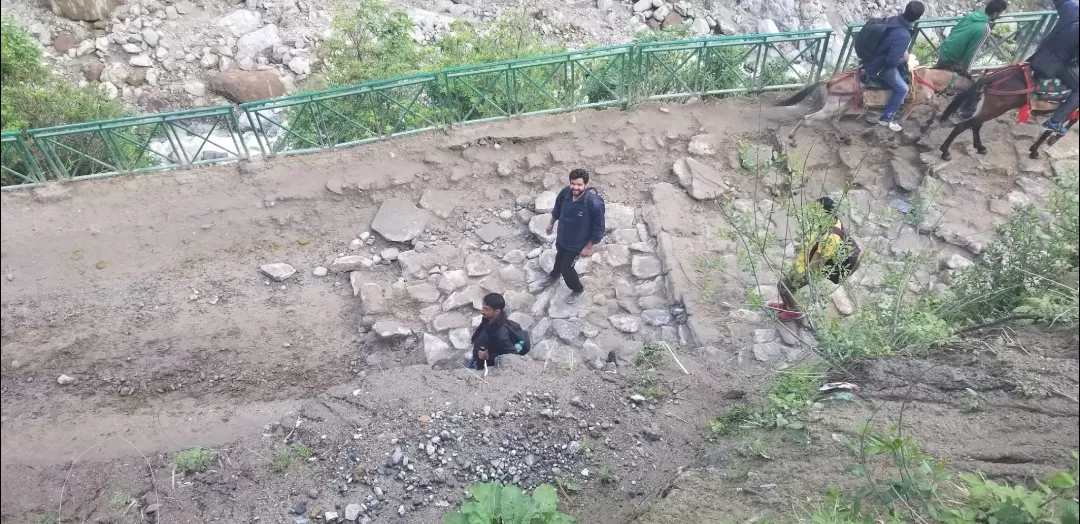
[
  {"xmin": 1027, "ymin": 0, "xmax": 1079, "ymax": 134},
  {"xmin": 469, "ymin": 293, "xmax": 521, "ymax": 370},
  {"xmin": 541, "ymin": 168, "xmax": 606, "ymax": 304}
]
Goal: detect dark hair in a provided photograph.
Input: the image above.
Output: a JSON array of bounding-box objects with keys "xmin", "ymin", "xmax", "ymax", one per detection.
[
  {"xmin": 985, "ymin": 0, "xmax": 1007, "ymax": 14},
  {"xmin": 903, "ymin": 1, "xmax": 925, "ymax": 22},
  {"xmin": 569, "ymin": 168, "xmax": 590, "ymax": 184},
  {"xmin": 816, "ymin": 196, "xmax": 837, "ymax": 215},
  {"xmin": 482, "ymin": 293, "xmax": 505, "ymax": 310}
]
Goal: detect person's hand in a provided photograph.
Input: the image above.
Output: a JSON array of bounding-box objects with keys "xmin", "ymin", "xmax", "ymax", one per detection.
[
  {"xmin": 545, "ymin": 223, "xmax": 554, "ymax": 235},
  {"xmin": 477, "ymin": 349, "xmax": 489, "ymax": 361},
  {"xmin": 903, "ymin": 51, "xmax": 910, "ymax": 62},
  {"xmin": 580, "ymin": 244, "xmax": 592, "ymax": 257}
]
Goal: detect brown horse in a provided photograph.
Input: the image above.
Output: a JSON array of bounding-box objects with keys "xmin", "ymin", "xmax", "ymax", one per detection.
[
  {"xmin": 938, "ymin": 64, "xmax": 1078, "ymax": 160},
  {"xmin": 780, "ymin": 67, "xmax": 976, "ymax": 143}
]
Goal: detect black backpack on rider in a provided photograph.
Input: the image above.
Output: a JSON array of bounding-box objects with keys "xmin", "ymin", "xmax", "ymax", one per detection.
[{"xmin": 854, "ymin": 18, "xmax": 890, "ymax": 63}]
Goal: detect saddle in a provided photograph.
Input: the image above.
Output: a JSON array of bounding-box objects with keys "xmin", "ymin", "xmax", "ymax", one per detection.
[
  {"xmin": 858, "ymin": 68, "xmax": 913, "ymax": 90},
  {"xmin": 985, "ymin": 64, "xmax": 1074, "ymax": 123},
  {"xmin": 1031, "ymin": 77, "xmax": 1073, "ymax": 103}
]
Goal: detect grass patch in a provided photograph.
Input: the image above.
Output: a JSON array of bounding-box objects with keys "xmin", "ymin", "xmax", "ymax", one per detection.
[
  {"xmin": 172, "ymin": 447, "xmax": 212, "ymax": 474},
  {"xmin": 708, "ymin": 366, "xmax": 822, "ymax": 437},
  {"xmin": 270, "ymin": 443, "xmax": 314, "ymax": 473}
]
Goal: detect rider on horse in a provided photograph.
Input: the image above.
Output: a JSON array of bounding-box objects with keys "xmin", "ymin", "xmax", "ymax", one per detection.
[
  {"xmin": 863, "ymin": 1, "xmax": 926, "ymax": 132},
  {"xmin": 936, "ymin": 0, "xmax": 1009, "ymax": 119},
  {"xmin": 1027, "ymin": 0, "xmax": 1079, "ymax": 134}
]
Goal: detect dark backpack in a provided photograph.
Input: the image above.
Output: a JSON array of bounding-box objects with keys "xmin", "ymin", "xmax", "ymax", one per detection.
[
  {"xmin": 854, "ymin": 18, "xmax": 890, "ymax": 63},
  {"xmin": 504, "ymin": 319, "xmax": 531, "ymax": 356}
]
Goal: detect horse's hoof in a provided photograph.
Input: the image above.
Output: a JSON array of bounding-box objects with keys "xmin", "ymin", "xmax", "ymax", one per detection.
[
  {"xmin": 940, "ymin": 151, "xmax": 951, "ymax": 161},
  {"xmin": 976, "ymin": 146, "xmax": 988, "ymax": 155},
  {"xmin": 1029, "ymin": 151, "xmax": 1040, "ymax": 160}
]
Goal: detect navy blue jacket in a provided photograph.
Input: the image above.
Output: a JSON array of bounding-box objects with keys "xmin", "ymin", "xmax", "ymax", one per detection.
[
  {"xmin": 551, "ymin": 186, "xmax": 605, "ymax": 253},
  {"xmin": 1030, "ymin": 0, "xmax": 1079, "ymax": 69},
  {"xmin": 865, "ymin": 16, "xmax": 915, "ymax": 75}
]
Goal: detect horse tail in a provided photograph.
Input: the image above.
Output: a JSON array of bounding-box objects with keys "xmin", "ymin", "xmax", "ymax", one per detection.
[
  {"xmin": 778, "ymin": 81, "xmax": 824, "ymax": 106},
  {"xmin": 939, "ymin": 72, "xmax": 996, "ymax": 122}
]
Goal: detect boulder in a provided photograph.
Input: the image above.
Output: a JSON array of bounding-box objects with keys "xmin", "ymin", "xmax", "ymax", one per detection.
[
  {"xmin": 687, "ymin": 133, "xmax": 720, "ymax": 155},
  {"xmin": 235, "ymin": 24, "xmax": 281, "ymax": 60},
  {"xmin": 47, "ymin": 0, "xmax": 122, "ymax": 21},
  {"xmin": 208, "ymin": 69, "xmax": 286, "ymax": 103},
  {"xmin": 534, "ymin": 191, "xmax": 558, "ymax": 213},
  {"xmin": 423, "ymin": 334, "xmax": 453, "ymax": 365},
  {"xmin": 605, "ymin": 203, "xmax": 635, "ymax": 230},
  {"xmin": 889, "ymin": 158, "xmax": 923, "ymax": 192},
  {"xmin": 217, "ymin": 9, "xmax": 262, "ymax": 37},
  {"xmin": 373, "ymin": 321, "xmax": 412, "ymax": 338},
  {"xmin": 371, "ymin": 198, "xmax": 429, "ymax": 242},
  {"xmin": 672, "ymin": 157, "xmax": 728, "ymax": 200},
  {"xmin": 528, "ymin": 213, "xmax": 555, "ymax": 243},
  {"xmin": 52, "ymin": 33, "xmax": 77, "ymax": 52}
]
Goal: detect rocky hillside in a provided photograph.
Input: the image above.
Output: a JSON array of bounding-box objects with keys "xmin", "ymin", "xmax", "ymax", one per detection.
[{"xmin": 2, "ymin": 0, "xmax": 1044, "ymax": 117}]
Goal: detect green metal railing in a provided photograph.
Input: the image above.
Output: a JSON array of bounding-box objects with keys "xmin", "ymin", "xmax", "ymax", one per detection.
[
  {"xmin": 0, "ymin": 10, "xmax": 1058, "ymax": 190},
  {"xmin": 638, "ymin": 29, "xmax": 832, "ymax": 99},
  {"xmin": 25, "ymin": 106, "xmax": 248, "ymax": 183},
  {"xmin": 1, "ymin": 132, "xmax": 42, "ymax": 187},
  {"xmin": 834, "ymin": 11, "xmax": 1058, "ymax": 73}
]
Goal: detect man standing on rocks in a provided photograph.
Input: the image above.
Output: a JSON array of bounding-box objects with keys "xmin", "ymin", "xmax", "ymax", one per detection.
[
  {"xmin": 771, "ymin": 197, "xmax": 862, "ymax": 321},
  {"xmin": 469, "ymin": 293, "xmax": 523, "ymax": 369},
  {"xmin": 543, "ymin": 168, "xmax": 606, "ymax": 304}
]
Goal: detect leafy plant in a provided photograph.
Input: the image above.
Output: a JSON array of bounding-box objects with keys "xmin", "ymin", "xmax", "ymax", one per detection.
[
  {"xmin": 443, "ymin": 482, "xmax": 578, "ymax": 524},
  {"xmin": 173, "ymin": 447, "xmax": 212, "ymax": 474},
  {"xmin": 270, "ymin": 443, "xmax": 313, "ymax": 473},
  {"xmin": 749, "ymin": 438, "xmax": 773, "ymax": 460},
  {"xmin": 814, "ymin": 423, "xmax": 1079, "ymax": 523},
  {"xmin": 964, "ymin": 388, "xmax": 980, "ymax": 413},
  {"xmin": 597, "ymin": 466, "xmax": 618, "ymax": 485}
]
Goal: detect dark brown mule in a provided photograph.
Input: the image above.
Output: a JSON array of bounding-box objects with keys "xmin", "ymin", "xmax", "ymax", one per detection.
[{"xmin": 938, "ymin": 63, "xmax": 1078, "ymax": 160}]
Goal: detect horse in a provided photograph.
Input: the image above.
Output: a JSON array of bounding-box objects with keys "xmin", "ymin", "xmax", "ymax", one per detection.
[
  {"xmin": 938, "ymin": 63, "xmax": 1078, "ymax": 160},
  {"xmin": 779, "ymin": 66, "xmax": 976, "ymax": 144}
]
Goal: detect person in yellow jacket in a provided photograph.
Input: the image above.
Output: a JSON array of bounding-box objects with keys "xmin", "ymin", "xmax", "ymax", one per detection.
[{"xmin": 770, "ymin": 197, "xmax": 863, "ymax": 321}]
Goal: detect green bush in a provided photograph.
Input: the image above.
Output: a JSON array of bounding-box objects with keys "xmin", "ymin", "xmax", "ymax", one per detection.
[
  {"xmin": 2, "ymin": 18, "xmax": 133, "ymax": 184},
  {"xmin": 948, "ymin": 168, "xmax": 1079, "ymax": 325},
  {"xmin": 443, "ymin": 482, "xmax": 577, "ymax": 524},
  {"xmin": 810, "ymin": 423, "xmax": 1079, "ymax": 523}
]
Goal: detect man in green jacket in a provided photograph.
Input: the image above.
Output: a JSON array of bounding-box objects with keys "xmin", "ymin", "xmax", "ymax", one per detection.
[{"xmin": 936, "ymin": 0, "xmax": 1008, "ymax": 119}]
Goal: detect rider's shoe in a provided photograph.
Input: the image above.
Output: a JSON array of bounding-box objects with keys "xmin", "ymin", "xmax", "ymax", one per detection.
[
  {"xmin": 878, "ymin": 119, "xmax": 903, "ymax": 132},
  {"xmin": 1043, "ymin": 119, "xmax": 1068, "ymax": 134}
]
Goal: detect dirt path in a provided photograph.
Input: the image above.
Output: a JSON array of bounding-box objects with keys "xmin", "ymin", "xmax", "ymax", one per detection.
[{"xmin": 2, "ymin": 95, "xmax": 1077, "ymax": 524}]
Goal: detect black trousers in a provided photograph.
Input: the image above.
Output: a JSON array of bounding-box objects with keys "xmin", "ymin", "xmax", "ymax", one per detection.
[{"xmin": 550, "ymin": 246, "xmax": 583, "ymax": 293}]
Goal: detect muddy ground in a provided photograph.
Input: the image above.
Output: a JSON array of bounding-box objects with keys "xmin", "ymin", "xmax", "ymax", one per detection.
[{"xmin": 2, "ymin": 95, "xmax": 1077, "ymax": 524}]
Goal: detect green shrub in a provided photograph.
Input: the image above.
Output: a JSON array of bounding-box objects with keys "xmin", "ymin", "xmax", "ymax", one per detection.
[
  {"xmin": 443, "ymin": 482, "xmax": 577, "ymax": 524},
  {"xmin": 810, "ymin": 423, "xmax": 1079, "ymax": 523},
  {"xmin": 2, "ymin": 18, "xmax": 133, "ymax": 184},
  {"xmin": 173, "ymin": 447, "xmax": 212, "ymax": 474}
]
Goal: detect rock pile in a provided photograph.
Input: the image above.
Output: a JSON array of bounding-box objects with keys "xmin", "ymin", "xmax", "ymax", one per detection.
[{"xmin": 264, "ymin": 181, "xmax": 687, "ymax": 371}]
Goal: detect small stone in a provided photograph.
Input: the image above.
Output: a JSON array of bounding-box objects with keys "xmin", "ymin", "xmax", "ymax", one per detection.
[
  {"xmin": 184, "ymin": 80, "xmax": 206, "ymax": 97},
  {"xmin": 465, "ymin": 253, "xmax": 497, "ymax": 277},
  {"xmin": 260, "ymin": 262, "xmax": 296, "ymax": 282},
  {"xmin": 609, "ymin": 315, "xmax": 641, "ymax": 333},
  {"xmin": 373, "ymin": 321, "xmax": 412, "ymax": 339},
  {"xmin": 57, "ymin": 374, "xmax": 76, "ymax": 385},
  {"xmin": 344, "ymin": 504, "xmax": 362, "ymax": 521},
  {"xmin": 381, "ymin": 247, "xmax": 400, "ymax": 261},
  {"xmin": 642, "ymin": 426, "xmax": 662, "ymax": 441},
  {"xmin": 641, "ymin": 309, "xmax": 672, "ymax": 326},
  {"xmin": 313, "ymin": 266, "xmax": 328, "ymax": 277}
]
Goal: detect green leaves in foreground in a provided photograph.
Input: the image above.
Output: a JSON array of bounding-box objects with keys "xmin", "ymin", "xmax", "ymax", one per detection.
[{"xmin": 443, "ymin": 482, "xmax": 577, "ymax": 524}]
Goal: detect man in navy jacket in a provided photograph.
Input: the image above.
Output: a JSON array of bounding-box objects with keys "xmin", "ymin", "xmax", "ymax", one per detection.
[
  {"xmin": 864, "ymin": 1, "xmax": 925, "ymax": 132},
  {"xmin": 1028, "ymin": 0, "xmax": 1079, "ymax": 134},
  {"xmin": 542, "ymin": 169, "xmax": 606, "ymax": 304}
]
